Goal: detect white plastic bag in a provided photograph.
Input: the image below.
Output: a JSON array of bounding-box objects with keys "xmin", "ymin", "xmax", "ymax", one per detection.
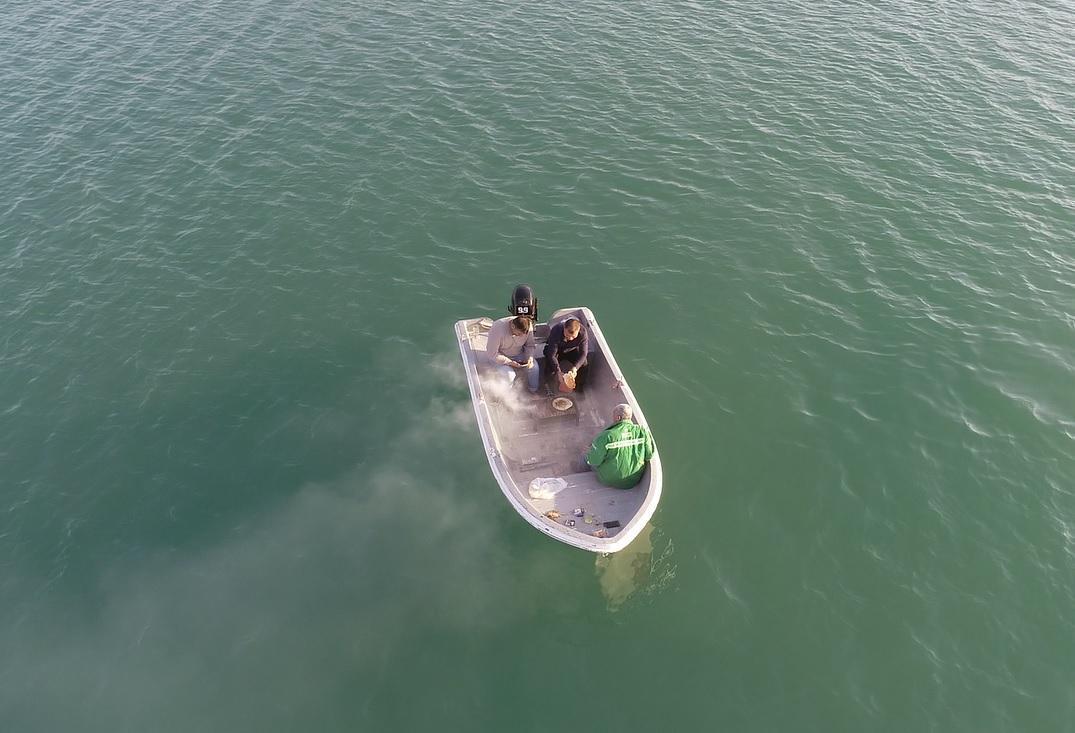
[{"xmin": 528, "ymin": 477, "xmax": 567, "ymax": 500}]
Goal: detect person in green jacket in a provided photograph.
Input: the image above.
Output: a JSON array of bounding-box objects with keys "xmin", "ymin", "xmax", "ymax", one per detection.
[{"xmin": 586, "ymin": 404, "xmax": 655, "ymax": 489}]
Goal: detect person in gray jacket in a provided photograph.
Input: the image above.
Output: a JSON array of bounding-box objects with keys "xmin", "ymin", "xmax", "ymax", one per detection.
[{"xmin": 484, "ymin": 315, "xmax": 540, "ymax": 394}]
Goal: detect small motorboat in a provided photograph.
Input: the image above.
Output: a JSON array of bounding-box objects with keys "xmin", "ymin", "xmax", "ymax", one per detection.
[{"xmin": 454, "ymin": 307, "xmax": 662, "ymax": 553}]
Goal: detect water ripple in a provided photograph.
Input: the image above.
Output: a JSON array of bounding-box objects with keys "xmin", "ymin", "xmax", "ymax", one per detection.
[{"xmin": 2, "ymin": 0, "xmax": 1074, "ymax": 729}]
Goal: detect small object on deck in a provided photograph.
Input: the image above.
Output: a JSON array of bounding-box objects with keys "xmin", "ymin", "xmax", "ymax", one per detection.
[
  {"xmin": 544, "ymin": 510, "xmax": 561, "ymax": 520},
  {"xmin": 566, "ymin": 519, "xmax": 576, "ymax": 527},
  {"xmin": 573, "ymin": 507, "xmax": 585, "ymax": 517},
  {"xmin": 528, "ymin": 477, "xmax": 567, "ymax": 499},
  {"xmin": 552, "ymin": 397, "xmax": 573, "ymax": 411},
  {"xmin": 602, "ymin": 520, "xmax": 621, "ymax": 529},
  {"xmin": 593, "ymin": 528, "xmax": 608, "ymax": 538},
  {"xmin": 584, "ymin": 515, "xmax": 594, "ymax": 524}
]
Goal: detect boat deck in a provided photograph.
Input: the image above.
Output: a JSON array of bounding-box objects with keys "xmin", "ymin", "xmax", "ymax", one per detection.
[
  {"xmin": 485, "ymin": 372, "xmax": 648, "ymax": 533},
  {"xmin": 458, "ymin": 308, "xmax": 656, "ymax": 547}
]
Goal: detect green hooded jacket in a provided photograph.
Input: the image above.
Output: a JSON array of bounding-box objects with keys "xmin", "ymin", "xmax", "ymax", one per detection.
[{"xmin": 586, "ymin": 419, "xmax": 655, "ymax": 489}]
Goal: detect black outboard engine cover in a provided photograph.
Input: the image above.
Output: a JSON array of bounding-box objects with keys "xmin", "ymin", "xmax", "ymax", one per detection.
[{"xmin": 509, "ymin": 284, "xmax": 538, "ymax": 321}]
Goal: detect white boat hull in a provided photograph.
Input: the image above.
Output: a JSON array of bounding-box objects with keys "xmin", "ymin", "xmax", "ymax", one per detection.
[{"xmin": 454, "ymin": 307, "xmax": 662, "ymax": 553}]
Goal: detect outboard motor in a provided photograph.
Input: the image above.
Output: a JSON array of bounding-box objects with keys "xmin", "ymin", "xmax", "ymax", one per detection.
[{"xmin": 509, "ymin": 284, "xmax": 538, "ymax": 322}]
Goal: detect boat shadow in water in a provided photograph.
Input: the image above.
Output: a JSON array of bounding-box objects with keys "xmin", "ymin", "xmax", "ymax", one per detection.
[{"xmin": 594, "ymin": 524, "xmax": 677, "ymax": 611}]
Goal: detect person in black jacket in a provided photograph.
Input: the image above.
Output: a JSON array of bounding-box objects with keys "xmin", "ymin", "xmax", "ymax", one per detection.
[{"xmin": 543, "ymin": 317, "xmax": 588, "ymax": 392}]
